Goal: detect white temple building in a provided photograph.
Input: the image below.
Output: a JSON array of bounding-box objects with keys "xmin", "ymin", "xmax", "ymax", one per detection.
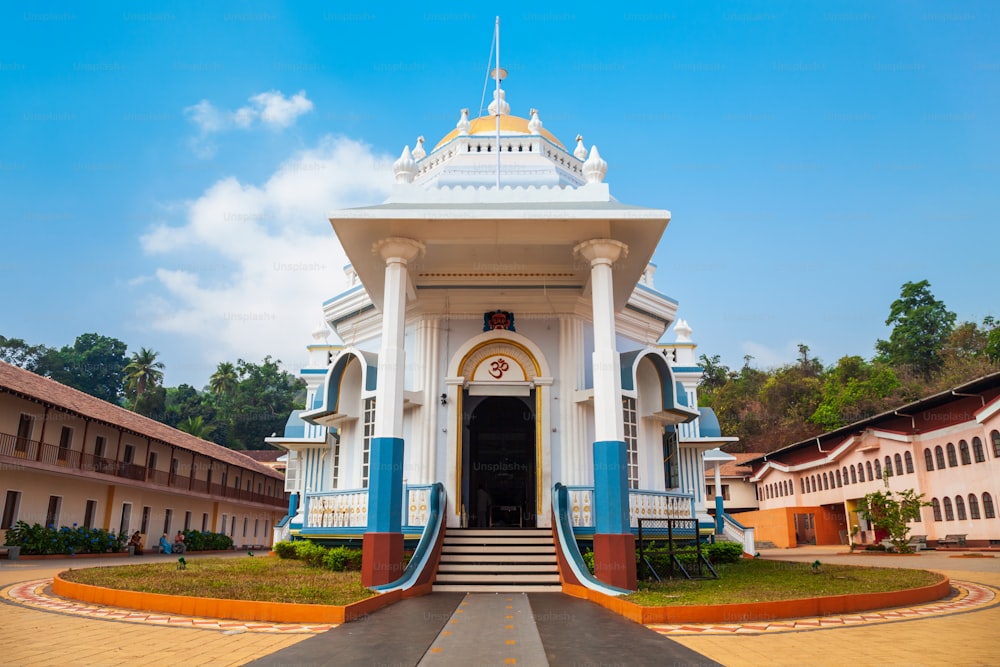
[{"xmin": 268, "ymin": 83, "xmax": 737, "ymax": 590}]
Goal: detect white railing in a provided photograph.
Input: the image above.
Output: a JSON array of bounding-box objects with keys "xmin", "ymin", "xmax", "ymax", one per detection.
[
  {"xmin": 564, "ymin": 487, "xmax": 695, "ymax": 528},
  {"xmin": 406, "ymin": 484, "xmax": 434, "ymax": 527},
  {"xmin": 305, "ymin": 489, "xmax": 369, "ymax": 528},
  {"xmin": 722, "ymin": 513, "xmax": 756, "ymax": 555}
]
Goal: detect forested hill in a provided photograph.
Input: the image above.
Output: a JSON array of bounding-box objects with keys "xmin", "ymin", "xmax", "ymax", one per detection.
[{"xmin": 700, "ymin": 281, "xmax": 1000, "ymax": 453}]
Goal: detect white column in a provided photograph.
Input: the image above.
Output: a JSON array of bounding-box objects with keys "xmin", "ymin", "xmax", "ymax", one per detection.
[
  {"xmin": 559, "ymin": 316, "xmax": 587, "ymax": 485},
  {"xmin": 416, "ymin": 318, "xmax": 440, "ymax": 484},
  {"xmin": 574, "ymin": 239, "xmax": 628, "ymax": 443},
  {"xmin": 372, "ymin": 238, "xmax": 424, "ymax": 439}
]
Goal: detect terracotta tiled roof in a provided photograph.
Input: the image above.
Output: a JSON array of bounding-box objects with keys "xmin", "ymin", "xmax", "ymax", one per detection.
[
  {"xmin": 240, "ymin": 449, "xmax": 284, "ymax": 463},
  {"xmin": 704, "ymin": 452, "xmax": 760, "ymax": 479},
  {"xmin": 0, "ymin": 361, "xmax": 283, "ymax": 480}
]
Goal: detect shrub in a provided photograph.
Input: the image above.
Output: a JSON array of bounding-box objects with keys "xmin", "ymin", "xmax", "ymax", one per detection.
[
  {"xmin": 294, "ymin": 540, "xmax": 328, "ymax": 567},
  {"xmin": 581, "ymin": 548, "xmax": 595, "ymax": 574},
  {"xmin": 705, "ymin": 541, "xmax": 744, "ymax": 564},
  {"xmin": 4, "ymin": 521, "xmax": 127, "ymax": 555},
  {"xmin": 182, "ymin": 530, "xmax": 233, "ymax": 551},
  {"xmin": 323, "ymin": 546, "xmax": 363, "ymax": 572},
  {"xmin": 273, "ymin": 540, "xmax": 298, "ymax": 559}
]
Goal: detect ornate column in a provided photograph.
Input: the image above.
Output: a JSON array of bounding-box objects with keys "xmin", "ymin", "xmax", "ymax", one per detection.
[
  {"xmin": 363, "ymin": 236, "xmax": 424, "ymax": 587},
  {"xmin": 574, "ymin": 238, "xmax": 636, "ymax": 590}
]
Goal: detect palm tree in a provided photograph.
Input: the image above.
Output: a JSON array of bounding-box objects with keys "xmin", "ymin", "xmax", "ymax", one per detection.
[
  {"xmin": 177, "ymin": 415, "xmax": 215, "ymax": 439},
  {"xmin": 209, "ymin": 362, "xmax": 238, "ymax": 397},
  {"xmin": 124, "ymin": 347, "xmax": 164, "ymax": 410}
]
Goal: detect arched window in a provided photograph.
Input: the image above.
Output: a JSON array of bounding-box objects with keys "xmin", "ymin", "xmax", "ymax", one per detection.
[
  {"xmin": 812, "ymin": 475, "xmax": 818, "ymax": 492},
  {"xmin": 931, "ymin": 498, "xmax": 942, "ymax": 522},
  {"xmin": 823, "ymin": 473, "xmax": 829, "ymax": 490},
  {"xmin": 850, "ymin": 465, "xmax": 857, "ymax": 484},
  {"xmin": 992, "ymin": 430, "xmax": 1000, "ymax": 458},
  {"xmin": 972, "ymin": 437, "xmax": 985, "ymax": 463},
  {"xmin": 874, "ymin": 459, "xmax": 882, "ymax": 479},
  {"xmin": 904, "ymin": 451, "xmax": 914, "ymax": 473},
  {"xmin": 884, "ymin": 456, "xmax": 892, "ymax": 478},
  {"xmin": 842, "ymin": 466, "xmax": 848, "ymax": 485},
  {"xmin": 943, "ymin": 497, "xmax": 954, "ymax": 521},
  {"xmin": 893, "ymin": 453, "xmax": 903, "ymax": 476},
  {"xmin": 984, "ymin": 493, "xmax": 996, "ymax": 519},
  {"xmin": 836, "ymin": 470, "xmax": 842, "ymax": 487},
  {"xmin": 956, "ymin": 496, "xmax": 967, "ymax": 521},
  {"xmin": 800, "ymin": 478, "xmax": 806, "ymax": 494},
  {"xmin": 866, "ymin": 461, "xmax": 873, "ymax": 481},
  {"xmin": 969, "ymin": 494, "xmax": 981, "ymax": 519},
  {"xmin": 935, "ymin": 446, "xmax": 946, "ymax": 469},
  {"xmin": 924, "ymin": 449, "xmax": 934, "ymax": 471},
  {"xmin": 946, "ymin": 443, "xmax": 958, "ymax": 467},
  {"xmin": 959, "ymin": 440, "xmax": 971, "ymax": 465}
]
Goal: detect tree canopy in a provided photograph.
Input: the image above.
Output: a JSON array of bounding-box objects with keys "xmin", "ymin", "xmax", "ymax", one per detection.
[{"xmin": 875, "ymin": 280, "xmax": 956, "ymax": 378}]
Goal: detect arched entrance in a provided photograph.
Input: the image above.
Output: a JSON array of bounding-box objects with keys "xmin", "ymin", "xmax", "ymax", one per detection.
[{"xmin": 464, "ymin": 394, "xmax": 537, "ymax": 528}]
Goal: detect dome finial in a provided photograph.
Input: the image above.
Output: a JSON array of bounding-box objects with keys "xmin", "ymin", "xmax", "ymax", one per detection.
[
  {"xmin": 457, "ymin": 108, "xmax": 471, "ymax": 136},
  {"xmin": 392, "ymin": 145, "xmax": 417, "ymax": 184},
  {"xmin": 412, "ymin": 135, "xmax": 426, "ymax": 160},
  {"xmin": 675, "ymin": 319, "xmax": 693, "ymax": 343},
  {"xmin": 574, "ymin": 134, "xmax": 587, "ymax": 160},
  {"xmin": 583, "ymin": 145, "xmax": 607, "ymax": 184},
  {"xmin": 488, "ymin": 88, "xmax": 510, "ymax": 116},
  {"xmin": 528, "ymin": 108, "xmax": 543, "ymax": 135}
]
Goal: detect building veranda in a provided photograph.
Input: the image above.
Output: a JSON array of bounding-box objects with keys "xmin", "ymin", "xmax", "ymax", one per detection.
[
  {"xmin": 0, "ymin": 361, "xmax": 288, "ymax": 553},
  {"xmin": 269, "ymin": 83, "xmax": 739, "ymax": 592},
  {"xmin": 741, "ymin": 372, "xmax": 1000, "ymax": 550}
]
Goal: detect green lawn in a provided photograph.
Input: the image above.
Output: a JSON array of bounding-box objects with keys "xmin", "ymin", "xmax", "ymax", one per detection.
[
  {"xmin": 60, "ymin": 557, "xmax": 375, "ymax": 606},
  {"xmin": 625, "ymin": 559, "xmax": 944, "ymax": 606}
]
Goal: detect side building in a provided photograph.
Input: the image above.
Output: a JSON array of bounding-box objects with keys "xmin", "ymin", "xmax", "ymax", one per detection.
[
  {"xmin": 741, "ymin": 372, "xmax": 1000, "ymax": 549},
  {"xmin": 0, "ymin": 361, "xmax": 287, "ymax": 550}
]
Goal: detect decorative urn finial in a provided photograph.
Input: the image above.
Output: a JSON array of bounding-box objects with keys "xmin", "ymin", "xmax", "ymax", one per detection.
[
  {"xmin": 412, "ymin": 135, "xmax": 426, "ymax": 160},
  {"xmin": 528, "ymin": 108, "xmax": 543, "ymax": 135},
  {"xmin": 488, "ymin": 88, "xmax": 510, "ymax": 116},
  {"xmin": 574, "ymin": 134, "xmax": 587, "ymax": 160},
  {"xmin": 457, "ymin": 108, "xmax": 471, "ymax": 136},
  {"xmin": 675, "ymin": 319, "xmax": 693, "ymax": 343},
  {"xmin": 582, "ymin": 145, "xmax": 607, "ymax": 184},
  {"xmin": 392, "ymin": 145, "xmax": 417, "ymax": 183}
]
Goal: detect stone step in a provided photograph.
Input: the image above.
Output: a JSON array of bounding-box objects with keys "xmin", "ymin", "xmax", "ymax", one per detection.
[
  {"xmin": 444, "ymin": 536, "xmax": 554, "ymax": 545},
  {"xmin": 441, "ymin": 545, "xmax": 555, "ymax": 554},
  {"xmin": 437, "ymin": 563, "xmax": 557, "ymax": 573},
  {"xmin": 439, "ymin": 553, "xmax": 557, "ymax": 564},
  {"xmin": 432, "ymin": 584, "xmax": 563, "ymax": 593},
  {"xmin": 446, "ymin": 529, "xmax": 550, "ymax": 537},
  {"xmin": 435, "ymin": 572, "xmax": 561, "ymax": 583}
]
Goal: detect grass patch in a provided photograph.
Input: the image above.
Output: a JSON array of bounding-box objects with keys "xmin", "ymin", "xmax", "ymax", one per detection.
[
  {"xmin": 60, "ymin": 557, "xmax": 375, "ymax": 606},
  {"xmin": 625, "ymin": 559, "xmax": 944, "ymax": 606}
]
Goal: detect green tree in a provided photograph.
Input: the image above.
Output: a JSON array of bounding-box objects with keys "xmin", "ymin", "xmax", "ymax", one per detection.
[
  {"xmin": 37, "ymin": 333, "xmax": 129, "ymax": 403},
  {"xmin": 218, "ymin": 357, "xmax": 304, "ymax": 450},
  {"xmin": 209, "ymin": 361, "xmax": 238, "ymax": 398},
  {"xmin": 0, "ymin": 335, "xmax": 50, "ymax": 371},
  {"xmin": 810, "ymin": 356, "xmax": 900, "ymax": 430},
  {"xmin": 697, "ymin": 353, "xmax": 730, "ymax": 406},
  {"xmin": 177, "ymin": 415, "xmax": 215, "ymax": 439},
  {"xmin": 857, "ymin": 483, "xmax": 930, "ymax": 553},
  {"xmin": 875, "ymin": 280, "xmax": 956, "ymax": 378},
  {"xmin": 124, "ymin": 347, "xmax": 165, "ymax": 409},
  {"xmin": 164, "ymin": 384, "xmax": 216, "ymax": 429}
]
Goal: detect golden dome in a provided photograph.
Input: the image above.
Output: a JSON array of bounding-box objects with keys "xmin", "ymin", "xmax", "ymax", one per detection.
[{"xmin": 432, "ymin": 114, "xmax": 566, "ymax": 152}]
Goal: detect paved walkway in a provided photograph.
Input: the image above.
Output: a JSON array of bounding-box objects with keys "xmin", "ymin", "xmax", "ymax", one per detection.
[{"xmin": 0, "ymin": 546, "xmax": 997, "ymax": 665}]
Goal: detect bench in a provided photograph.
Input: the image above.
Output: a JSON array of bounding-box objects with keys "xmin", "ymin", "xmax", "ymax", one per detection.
[
  {"xmin": 909, "ymin": 535, "xmax": 927, "ymax": 552},
  {"xmin": 936, "ymin": 534, "xmax": 967, "ymax": 548},
  {"xmin": 0, "ymin": 546, "xmax": 20, "ymax": 560}
]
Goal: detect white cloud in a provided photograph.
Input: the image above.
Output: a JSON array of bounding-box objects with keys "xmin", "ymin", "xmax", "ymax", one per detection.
[
  {"xmin": 136, "ymin": 135, "xmax": 393, "ymax": 382},
  {"xmin": 184, "ymin": 90, "xmax": 315, "ymax": 157}
]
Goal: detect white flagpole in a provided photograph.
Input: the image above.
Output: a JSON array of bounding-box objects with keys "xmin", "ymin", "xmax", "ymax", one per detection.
[{"xmin": 495, "ymin": 15, "xmax": 501, "ymax": 189}]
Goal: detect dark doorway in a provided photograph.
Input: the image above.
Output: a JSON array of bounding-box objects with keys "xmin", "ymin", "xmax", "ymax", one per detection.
[{"xmin": 464, "ymin": 394, "xmax": 536, "ymax": 527}]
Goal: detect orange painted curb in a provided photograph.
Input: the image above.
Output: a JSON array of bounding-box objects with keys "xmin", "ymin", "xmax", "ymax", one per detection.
[
  {"xmin": 562, "ymin": 575, "xmax": 951, "ymax": 624},
  {"xmin": 52, "ymin": 573, "xmax": 401, "ymax": 624}
]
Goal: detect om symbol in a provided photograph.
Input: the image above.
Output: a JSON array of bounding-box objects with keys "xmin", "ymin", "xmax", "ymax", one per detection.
[{"xmin": 488, "ymin": 358, "xmax": 509, "ymax": 379}]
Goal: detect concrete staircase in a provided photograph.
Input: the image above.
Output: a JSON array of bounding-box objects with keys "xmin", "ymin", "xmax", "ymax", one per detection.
[{"xmin": 432, "ymin": 528, "xmax": 562, "ymax": 592}]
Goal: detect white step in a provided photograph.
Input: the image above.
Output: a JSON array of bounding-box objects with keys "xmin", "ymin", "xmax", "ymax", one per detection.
[
  {"xmin": 444, "ymin": 536, "xmax": 554, "ymax": 545},
  {"xmin": 442, "ymin": 545, "xmax": 555, "ymax": 554},
  {"xmin": 439, "ymin": 554, "xmax": 557, "ymax": 564},
  {"xmin": 435, "ymin": 573, "xmax": 561, "ymax": 583},
  {"xmin": 447, "ymin": 529, "xmax": 550, "ymax": 537},
  {"xmin": 437, "ymin": 563, "xmax": 557, "ymax": 573},
  {"xmin": 432, "ymin": 584, "xmax": 563, "ymax": 593}
]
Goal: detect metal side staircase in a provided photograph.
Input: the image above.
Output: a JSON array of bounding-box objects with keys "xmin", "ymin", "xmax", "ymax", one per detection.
[{"xmin": 432, "ymin": 528, "xmax": 562, "ymax": 592}]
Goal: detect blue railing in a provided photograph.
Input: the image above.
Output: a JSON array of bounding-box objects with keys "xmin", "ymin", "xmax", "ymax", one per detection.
[
  {"xmin": 552, "ymin": 483, "xmax": 632, "ymax": 597},
  {"xmin": 371, "ymin": 482, "xmax": 446, "ymax": 593}
]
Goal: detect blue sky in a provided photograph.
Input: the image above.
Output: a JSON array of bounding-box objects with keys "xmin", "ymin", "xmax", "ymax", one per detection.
[{"xmin": 2, "ymin": 1, "xmax": 997, "ymax": 388}]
